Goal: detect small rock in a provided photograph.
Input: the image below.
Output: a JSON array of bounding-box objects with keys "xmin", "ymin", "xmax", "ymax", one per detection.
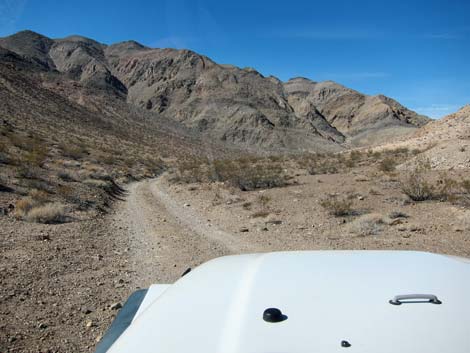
[
  {"xmin": 38, "ymin": 323, "xmax": 47, "ymax": 330},
  {"xmin": 389, "ymin": 219, "xmax": 403, "ymax": 226},
  {"xmin": 357, "ymin": 196, "xmax": 365, "ymax": 200},
  {"xmin": 85, "ymin": 320, "xmax": 95, "ymax": 328},
  {"xmin": 265, "ymin": 220, "xmax": 282, "ymax": 225},
  {"xmin": 184, "ymin": 203, "xmax": 190, "ymax": 207},
  {"xmin": 260, "ymin": 227, "xmax": 268, "ymax": 231},
  {"xmin": 110, "ymin": 302, "xmax": 122, "ymax": 310},
  {"xmin": 81, "ymin": 307, "xmax": 93, "ymax": 314},
  {"xmin": 239, "ymin": 227, "xmax": 249, "ymax": 233}
]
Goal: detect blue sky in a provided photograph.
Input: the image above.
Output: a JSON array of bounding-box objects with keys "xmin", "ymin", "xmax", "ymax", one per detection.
[{"xmin": 0, "ymin": 0, "xmax": 469, "ymax": 118}]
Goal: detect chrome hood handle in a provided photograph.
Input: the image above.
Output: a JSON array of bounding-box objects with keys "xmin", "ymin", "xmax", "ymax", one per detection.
[{"xmin": 389, "ymin": 294, "xmax": 442, "ymax": 305}]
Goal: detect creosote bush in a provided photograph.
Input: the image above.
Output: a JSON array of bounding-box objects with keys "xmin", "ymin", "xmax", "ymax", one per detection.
[
  {"xmin": 25, "ymin": 203, "xmax": 67, "ymax": 224},
  {"xmin": 172, "ymin": 157, "xmax": 289, "ymax": 191},
  {"xmin": 401, "ymin": 159, "xmax": 434, "ymax": 201},
  {"xmin": 378, "ymin": 157, "xmax": 397, "ymax": 173},
  {"xmin": 320, "ymin": 195, "xmax": 354, "ymax": 217}
]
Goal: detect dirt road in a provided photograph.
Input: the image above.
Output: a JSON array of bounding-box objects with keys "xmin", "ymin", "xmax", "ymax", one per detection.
[{"xmin": 109, "ymin": 177, "xmax": 260, "ymax": 287}]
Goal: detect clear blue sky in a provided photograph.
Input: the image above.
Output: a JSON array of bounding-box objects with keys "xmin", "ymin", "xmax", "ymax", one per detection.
[{"xmin": 1, "ymin": 0, "xmax": 469, "ymax": 118}]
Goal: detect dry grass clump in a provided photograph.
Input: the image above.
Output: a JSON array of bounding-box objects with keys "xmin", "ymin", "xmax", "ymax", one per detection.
[
  {"xmin": 348, "ymin": 213, "xmax": 385, "ymax": 236},
  {"xmin": 25, "ymin": 203, "xmax": 67, "ymax": 224},
  {"xmin": 14, "ymin": 197, "xmax": 36, "ymax": 218},
  {"xmin": 320, "ymin": 195, "xmax": 354, "ymax": 217}
]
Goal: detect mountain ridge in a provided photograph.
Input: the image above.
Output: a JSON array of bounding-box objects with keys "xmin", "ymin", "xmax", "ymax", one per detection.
[{"xmin": 0, "ymin": 30, "xmax": 430, "ymax": 151}]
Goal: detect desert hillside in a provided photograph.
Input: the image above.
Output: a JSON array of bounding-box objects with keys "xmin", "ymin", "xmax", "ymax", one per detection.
[
  {"xmin": 370, "ymin": 105, "xmax": 470, "ymax": 170},
  {"xmin": 0, "ymin": 30, "xmax": 429, "ymax": 151}
]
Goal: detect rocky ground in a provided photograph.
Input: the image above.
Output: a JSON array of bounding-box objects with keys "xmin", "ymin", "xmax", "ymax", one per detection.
[{"xmin": 2, "ymin": 157, "xmax": 470, "ymax": 352}]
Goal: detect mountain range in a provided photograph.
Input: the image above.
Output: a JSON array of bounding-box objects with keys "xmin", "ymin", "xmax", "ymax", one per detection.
[{"xmin": 0, "ymin": 30, "xmax": 430, "ymax": 152}]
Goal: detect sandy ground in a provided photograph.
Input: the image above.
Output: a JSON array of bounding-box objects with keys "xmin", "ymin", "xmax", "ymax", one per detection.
[{"xmin": 2, "ymin": 167, "xmax": 470, "ymax": 352}]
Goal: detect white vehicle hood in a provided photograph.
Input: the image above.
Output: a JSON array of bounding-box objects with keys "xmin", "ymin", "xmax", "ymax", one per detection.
[{"xmin": 108, "ymin": 251, "xmax": 470, "ymax": 353}]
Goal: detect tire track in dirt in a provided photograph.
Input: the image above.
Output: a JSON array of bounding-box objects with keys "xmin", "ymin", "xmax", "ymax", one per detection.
[{"xmin": 111, "ymin": 178, "xmax": 258, "ymax": 287}]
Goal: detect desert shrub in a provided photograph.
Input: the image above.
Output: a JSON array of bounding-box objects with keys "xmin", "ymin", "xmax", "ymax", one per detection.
[
  {"xmin": 57, "ymin": 184, "xmax": 75, "ymax": 198},
  {"xmin": 435, "ymin": 175, "xmax": 460, "ymax": 202},
  {"xmin": 241, "ymin": 201, "xmax": 252, "ymax": 210},
  {"xmin": 401, "ymin": 159, "xmax": 435, "ymax": 201},
  {"xmin": 58, "ymin": 170, "xmax": 76, "ymax": 182},
  {"xmin": 172, "ymin": 157, "xmax": 288, "ymax": 191},
  {"xmin": 320, "ymin": 195, "xmax": 354, "ymax": 217},
  {"xmin": 16, "ymin": 165, "xmax": 42, "ymax": 179},
  {"xmin": 0, "ymin": 151, "xmax": 10, "ymax": 164},
  {"xmin": 142, "ymin": 157, "xmax": 165, "ymax": 174},
  {"xmin": 378, "ymin": 157, "xmax": 397, "ymax": 173},
  {"xmin": 171, "ymin": 158, "xmax": 208, "ymax": 184},
  {"xmin": 101, "ymin": 154, "xmax": 118, "ymax": 165},
  {"xmin": 350, "ymin": 150, "xmax": 362, "ymax": 161},
  {"xmin": 24, "ymin": 179, "xmax": 53, "ymax": 193},
  {"xmin": 349, "ymin": 213, "xmax": 384, "ymax": 236},
  {"xmin": 344, "ymin": 151, "xmax": 362, "ymax": 168},
  {"xmin": 307, "ymin": 159, "xmax": 339, "ymax": 175},
  {"xmin": 461, "ymin": 179, "xmax": 470, "ymax": 194},
  {"xmin": 211, "ymin": 159, "xmax": 288, "ymax": 191},
  {"xmin": 25, "ymin": 203, "xmax": 67, "ymax": 224},
  {"xmin": 0, "ymin": 139, "xmax": 6, "ymax": 153},
  {"xmin": 29, "ymin": 189, "xmax": 49, "ymax": 203},
  {"xmin": 9, "ymin": 133, "xmax": 34, "ymax": 150},
  {"xmin": 14, "ymin": 197, "xmax": 35, "ymax": 218},
  {"xmin": 60, "ymin": 144, "xmax": 88, "ymax": 160},
  {"xmin": 23, "ymin": 144, "xmax": 48, "ymax": 167}
]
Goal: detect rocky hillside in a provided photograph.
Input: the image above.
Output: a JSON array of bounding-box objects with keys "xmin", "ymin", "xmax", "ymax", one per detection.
[
  {"xmin": 0, "ymin": 30, "xmax": 429, "ymax": 151},
  {"xmin": 370, "ymin": 105, "xmax": 470, "ymax": 170}
]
